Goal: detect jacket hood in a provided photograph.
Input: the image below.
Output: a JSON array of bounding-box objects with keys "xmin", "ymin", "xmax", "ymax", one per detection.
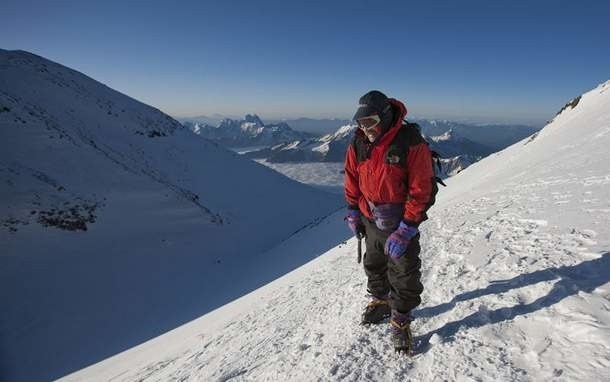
[
  {"xmin": 355, "ymin": 98, "xmax": 408, "ymax": 141},
  {"xmin": 388, "ymin": 98, "xmax": 408, "ymax": 124}
]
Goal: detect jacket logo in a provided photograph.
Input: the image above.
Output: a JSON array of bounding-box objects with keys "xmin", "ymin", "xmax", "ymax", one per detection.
[{"xmin": 387, "ymin": 154, "xmax": 401, "ymax": 164}]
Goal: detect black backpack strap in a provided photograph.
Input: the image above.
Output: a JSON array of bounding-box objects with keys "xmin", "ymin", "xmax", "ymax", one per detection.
[
  {"xmin": 353, "ymin": 122, "xmax": 426, "ymax": 163},
  {"xmin": 401, "ymin": 121, "xmax": 447, "ymax": 187},
  {"xmin": 351, "ymin": 134, "xmax": 370, "ymax": 162},
  {"xmin": 394, "ymin": 122, "xmax": 427, "ymax": 147}
]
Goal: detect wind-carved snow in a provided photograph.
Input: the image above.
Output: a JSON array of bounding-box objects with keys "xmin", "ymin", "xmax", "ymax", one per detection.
[{"xmin": 67, "ymin": 80, "xmax": 610, "ymax": 381}]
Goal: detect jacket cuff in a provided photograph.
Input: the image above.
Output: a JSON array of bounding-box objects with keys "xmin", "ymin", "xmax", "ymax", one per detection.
[
  {"xmin": 402, "ymin": 219, "xmax": 420, "ymax": 228},
  {"xmin": 347, "ymin": 204, "xmax": 360, "ymax": 211}
]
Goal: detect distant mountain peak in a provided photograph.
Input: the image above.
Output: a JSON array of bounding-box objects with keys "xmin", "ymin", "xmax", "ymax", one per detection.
[
  {"xmin": 185, "ymin": 114, "xmax": 308, "ymax": 147},
  {"xmin": 429, "ymin": 128, "xmax": 455, "ymax": 142},
  {"xmin": 244, "ymin": 114, "xmax": 264, "ymax": 126}
]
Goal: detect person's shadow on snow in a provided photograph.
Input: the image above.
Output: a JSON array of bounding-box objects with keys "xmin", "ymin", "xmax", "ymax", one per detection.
[{"xmin": 413, "ymin": 251, "xmax": 610, "ymax": 353}]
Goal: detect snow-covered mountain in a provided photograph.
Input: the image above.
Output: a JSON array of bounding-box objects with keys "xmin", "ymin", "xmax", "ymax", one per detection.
[
  {"xmin": 66, "ymin": 80, "xmax": 610, "ymax": 381},
  {"xmin": 266, "ymin": 117, "xmax": 352, "ymax": 135},
  {"xmin": 178, "ymin": 113, "xmax": 239, "ymax": 127},
  {"xmin": 245, "ymin": 123, "xmax": 357, "ymax": 163},
  {"xmin": 428, "ymin": 128, "xmax": 494, "ymax": 158},
  {"xmin": 0, "ymin": 49, "xmax": 341, "ymax": 382},
  {"xmin": 415, "ymin": 119, "xmax": 541, "ymax": 151},
  {"xmin": 184, "ymin": 114, "xmax": 313, "ymax": 148},
  {"xmin": 245, "ymin": 122, "xmax": 492, "ymax": 179}
]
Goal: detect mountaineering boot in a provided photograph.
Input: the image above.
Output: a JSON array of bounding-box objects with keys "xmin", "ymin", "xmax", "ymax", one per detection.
[
  {"xmin": 390, "ymin": 310, "xmax": 413, "ymax": 354},
  {"xmin": 361, "ymin": 294, "xmax": 391, "ymax": 325}
]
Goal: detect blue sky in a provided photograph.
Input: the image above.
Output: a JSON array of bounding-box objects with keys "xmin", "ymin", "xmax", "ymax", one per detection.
[{"xmin": 2, "ymin": 0, "xmax": 609, "ymax": 125}]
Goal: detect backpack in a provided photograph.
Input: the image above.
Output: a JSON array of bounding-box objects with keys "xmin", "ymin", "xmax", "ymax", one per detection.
[{"xmin": 352, "ymin": 121, "xmax": 447, "ymax": 187}]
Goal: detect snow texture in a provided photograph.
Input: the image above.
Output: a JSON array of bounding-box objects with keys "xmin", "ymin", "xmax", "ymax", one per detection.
[
  {"xmin": 65, "ymin": 80, "xmax": 610, "ymax": 381},
  {"xmin": 0, "ymin": 49, "xmax": 341, "ymax": 382}
]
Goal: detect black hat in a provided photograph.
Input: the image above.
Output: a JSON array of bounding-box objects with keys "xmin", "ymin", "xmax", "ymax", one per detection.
[{"xmin": 353, "ymin": 90, "xmax": 391, "ymax": 120}]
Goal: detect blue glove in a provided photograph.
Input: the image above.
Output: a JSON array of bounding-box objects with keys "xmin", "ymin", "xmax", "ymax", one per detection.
[
  {"xmin": 345, "ymin": 209, "xmax": 364, "ymax": 237},
  {"xmin": 384, "ymin": 222, "xmax": 419, "ymax": 260}
]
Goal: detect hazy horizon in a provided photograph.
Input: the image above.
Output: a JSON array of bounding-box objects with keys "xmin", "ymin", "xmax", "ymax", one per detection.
[
  {"xmin": 2, "ymin": 0, "xmax": 608, "ymax": 127},
  {"xmin": 174, "ymin": 111, "xmax": 546, "ymax": 127}
]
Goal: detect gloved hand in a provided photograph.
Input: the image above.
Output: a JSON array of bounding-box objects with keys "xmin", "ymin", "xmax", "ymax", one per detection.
[
  {"xmin": 345, "ymin": 209, "xmax": 364, "ymax": 237},
  {"xmin": 384, "ymin": 222, "xmax": 419, "ymax": 260}
]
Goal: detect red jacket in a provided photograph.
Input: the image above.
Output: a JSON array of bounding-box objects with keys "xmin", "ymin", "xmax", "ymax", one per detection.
[{"xmin": 344, "ymin": 99, "xmax": 437, "ymax": 227}]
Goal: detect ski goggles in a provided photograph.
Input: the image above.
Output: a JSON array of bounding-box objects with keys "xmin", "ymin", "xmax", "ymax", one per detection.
[{"xmin": 356, "ymin": 115, "xmax": 381, "ymax": 131}]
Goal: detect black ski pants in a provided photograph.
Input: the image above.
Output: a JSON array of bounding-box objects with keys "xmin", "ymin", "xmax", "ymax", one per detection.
[{"xmin": 361, "ymin": 216, "xmax": 424, "ymax": 314}]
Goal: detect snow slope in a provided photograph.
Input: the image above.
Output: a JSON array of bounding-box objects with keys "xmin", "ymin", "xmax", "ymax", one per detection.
[
  {"xmin": 66, "ymin": 80, "xmax": 610, "ymax": 380},
  {"xmin": 0, "ymin": 49, "xmax": 341, "ymax": 382}
]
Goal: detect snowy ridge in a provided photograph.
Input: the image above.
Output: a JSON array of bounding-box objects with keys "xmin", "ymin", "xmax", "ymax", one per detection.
[
  {"xmin": 440, "ymin": 79, "xmax": 610, "ymax": 205},
  {"xmin": 429, "ymin": 128, "xmax": 455, "ymax": 142},
  {"xmin": 415, "ymin": 119, "xmax": 540, "ymax": 152},
  {"xmin": 266, "ymin": 117, "xmax": 353, "ymax": 135},
  {"xmin": 0, "ymin": 49, "xmax": 340, "ymax": 382},
  {"xmin": 243, "ymin": 123, "xmax": 357, "ymax": 163},
  {"xmin": 245, "ymin": 121, "xmax": 495, "ymax": 165},
  {"xmin": 313, "ymin": 123, "xmax": 358, "ymax": 155},
  {"xmin": 185, "ymin": 114, "xmax": 311, "ymax": 148},
  {"xmin": 426, "ymin": 128, "xmax": 493, "ymax": 158},
  {"xmin": 66, "ymin": 80, "xmax": 610, "ymax": 380}
]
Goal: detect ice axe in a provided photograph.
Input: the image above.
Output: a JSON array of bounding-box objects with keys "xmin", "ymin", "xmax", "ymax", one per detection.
[{"xmin": 356, "ymin": 230, "xmax": 365, "ymax": 263}]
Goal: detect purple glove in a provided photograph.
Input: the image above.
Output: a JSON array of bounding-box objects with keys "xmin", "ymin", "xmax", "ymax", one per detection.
[
  {"xmin": 384, "ymin": 222, "xmax": 419, "ymax": 260},
  {"xmin": 345, "ymin": 209, "xmax": 364, "ymax": 236}
]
